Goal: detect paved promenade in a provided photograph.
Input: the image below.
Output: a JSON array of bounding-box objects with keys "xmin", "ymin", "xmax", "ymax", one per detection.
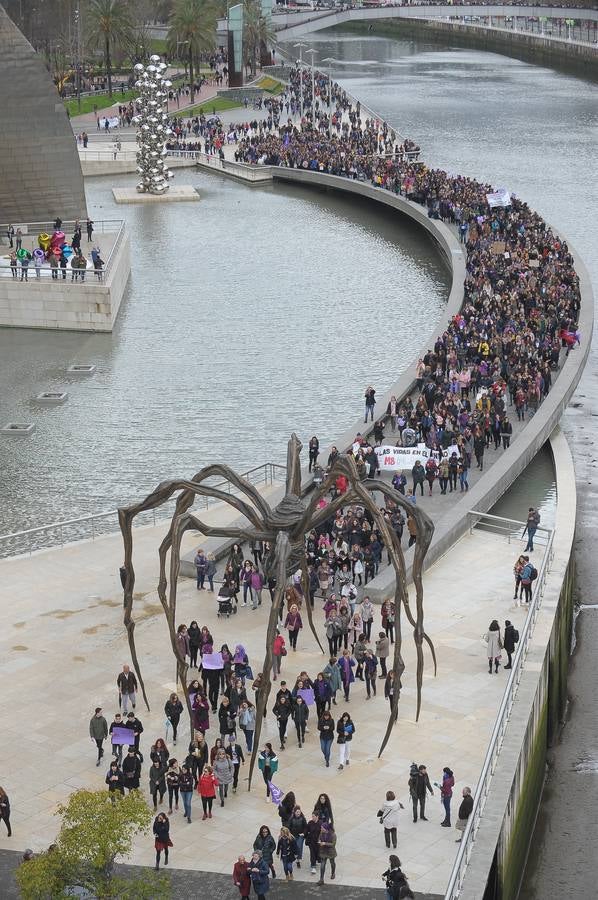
[{"xmin": 0, "ymin": 496, "xmax": 540, "ymax": 896}]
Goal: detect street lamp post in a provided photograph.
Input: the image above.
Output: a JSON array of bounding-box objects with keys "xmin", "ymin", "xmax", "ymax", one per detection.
[
  {"xmin": 75, "ymin": 0, "xmax": 82, "ymax": 113},
  {"xmin": 294, "ymin": 42, "xmax": 307, "ymax": 121},
  {"xmin": 322, "ymin": 57, "xmax": 335, "ymax": 138},
  {"xmin": 306, "ymin": 48, "xmax": 316, "ymax": 120},
  {"xmin": 176, "ymin": 40, "xmax": 190, "ymax": 106}
]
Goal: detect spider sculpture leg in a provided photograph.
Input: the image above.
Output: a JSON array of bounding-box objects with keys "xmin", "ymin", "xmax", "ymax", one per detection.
[
  {"xmin": 365, "ymin": 479, "xmax": 438, "ymax": 686},
  {"xmin": 248, "ymin": 531, "xmax": 291, "ymax": 791},
  {"xmin": 119, "ymin": 483, "xmax": 267, "ymax": 712},
  {"xmin": 299, "ymin": 552, "xmax": 325, "ymax": 655}
]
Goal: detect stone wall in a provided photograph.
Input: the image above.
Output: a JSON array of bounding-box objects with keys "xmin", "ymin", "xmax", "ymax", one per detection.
[
  {"xmin": 0, "ymin": 6, "xmax": 87, "ymax": 223},
  {"xmin": 351, "ymin": 18, "xmax": 598, "ymax": 77},
  {"xmin": 0, "ymin": 231, "xmax": 130, "ymax": 331}
]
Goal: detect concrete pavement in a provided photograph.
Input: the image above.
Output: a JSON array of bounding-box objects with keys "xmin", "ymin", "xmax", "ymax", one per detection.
[{"xmin": 0, "ymin": 498, "xmax": 542, "ymax": 895}]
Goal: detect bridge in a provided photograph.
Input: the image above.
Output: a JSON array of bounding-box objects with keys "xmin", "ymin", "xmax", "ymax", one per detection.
[{"xmin": 269, "ymin": 4, "xmax": 598, "ymax": 39}]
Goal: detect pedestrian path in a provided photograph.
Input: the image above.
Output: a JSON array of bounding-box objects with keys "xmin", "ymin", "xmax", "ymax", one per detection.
[{"xmin": 0, "ymin": 504, "xmax": 540, "ymax": 895}]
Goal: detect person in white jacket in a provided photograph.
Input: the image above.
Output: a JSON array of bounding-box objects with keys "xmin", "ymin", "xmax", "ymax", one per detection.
[
  {"xmin": 377, "ymin": 790, "xmax": 403, "ymax": 849},
  {"xmin": 485, "ymin": 620, "xmax": 503, "ymax": 674}
]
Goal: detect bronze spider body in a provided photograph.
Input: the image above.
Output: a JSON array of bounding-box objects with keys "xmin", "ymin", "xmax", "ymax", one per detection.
[{"xmin": 118, "ymin": 434, "xmax": 436, "ymax": 789}]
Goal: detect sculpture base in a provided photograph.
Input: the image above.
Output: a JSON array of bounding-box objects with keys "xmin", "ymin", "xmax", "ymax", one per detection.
[{"xmin": 112, "ymin": 186, "xmax": 200, "ymax": 204}]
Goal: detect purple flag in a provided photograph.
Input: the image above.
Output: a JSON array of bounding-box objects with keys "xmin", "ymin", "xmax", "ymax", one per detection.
[
  {"xmin": 297, "ymin": 688, "xmax": 315, "ymax": 706},
  {"xmin": 111, "ymin": 726, "xmax": 133, "ymax": 746},
  {"xmin": 268, "ymin": 782, "xmax": 283, "ymax": 806}
]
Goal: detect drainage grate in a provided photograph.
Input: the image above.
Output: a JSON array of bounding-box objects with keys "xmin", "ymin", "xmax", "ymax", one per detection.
[
  {"xmin": 34, "ymin": 392, "xmax": 69, "ymax": 404},
  {"xmin": 2, "ymin": 423, "xmax": 36, "ymax": 436},
  {"xmin": 67, "ymin": 365, "xmax": 96, "ymax": 375}
]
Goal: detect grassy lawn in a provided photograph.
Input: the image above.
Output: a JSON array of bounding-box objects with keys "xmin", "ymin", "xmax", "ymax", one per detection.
[
  {"xmin": 65, "ymin": 88, "xmax": 138, "ymax": 118},
  {"xmin": 183, "ymin": 97, "xmax": 242, "ymax": 116},
  {"xmin": 257, "ymin": 75, "xmax": 284, "ymax": 95}
]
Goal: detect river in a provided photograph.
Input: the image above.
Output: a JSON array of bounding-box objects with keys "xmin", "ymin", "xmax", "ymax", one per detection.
[{"xmin": 0, "ymin": 170, "xmax": 448, "ymax": 534}]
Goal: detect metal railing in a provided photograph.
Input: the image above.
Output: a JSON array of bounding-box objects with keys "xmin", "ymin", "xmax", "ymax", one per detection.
[
  {"xmin": 467, "ymin": 510, "xmax": 552, "ymax": 546},
  {"xmin": 444, "ymin": 511, "xmax": 555, "ymax": 900},
  {"xmin": 0, "ymin": 219, "xmax": 125, "ymax": 282},
  {"xmin": 78, "ymin": 149, "xmax": 203, "ymax": 161},
  {"xmin": 0, "ymin": 462, "xmax": 287, "ymax": 560}
]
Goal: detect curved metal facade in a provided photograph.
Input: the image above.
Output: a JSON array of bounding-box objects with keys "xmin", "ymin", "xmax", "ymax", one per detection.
[{"xmin": 0, "ymin": 5, "xmax": 87, "ymax": 223}]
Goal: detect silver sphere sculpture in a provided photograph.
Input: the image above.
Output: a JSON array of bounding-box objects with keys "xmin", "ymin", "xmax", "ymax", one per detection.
[{"xmin": 132, "ymin": 56, "xmax": 173, "ymax": 194}]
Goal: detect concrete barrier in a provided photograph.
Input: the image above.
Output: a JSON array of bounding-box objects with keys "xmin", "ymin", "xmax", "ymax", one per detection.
[{"xmin": 0, "ymin": 230, "xmax": 131, "ymax": 332}]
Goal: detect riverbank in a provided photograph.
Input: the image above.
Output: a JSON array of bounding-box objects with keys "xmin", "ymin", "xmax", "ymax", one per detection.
[{"xmin": 338, "ymin": 18, "xmax": 598, "ymax": 81}]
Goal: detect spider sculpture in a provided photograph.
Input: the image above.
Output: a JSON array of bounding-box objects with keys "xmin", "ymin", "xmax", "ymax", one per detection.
[{"xmin": 118, "ymin": 434, "xmax": 436, "ymax": 790}]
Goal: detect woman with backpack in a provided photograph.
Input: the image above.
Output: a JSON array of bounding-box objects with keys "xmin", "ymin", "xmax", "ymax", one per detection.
[
  {"xmin": 519, "ymin": 556, "xmax": 536, "ymax": 604},
  {"xmin": 503, "ymin": 620, "xmax": 519, "ymax": 669},
  {"xmin": 382, "ymin": 855, "xmax": 414, "ymax": 899},
  {"xmin": 484, "ymin": 620, "xmax": 502, "ymax": 674}
]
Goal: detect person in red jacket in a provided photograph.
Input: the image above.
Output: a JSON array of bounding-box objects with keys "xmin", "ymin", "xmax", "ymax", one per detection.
[
  {"xmin": 272, "ymin": 630, "xmax": 286, "ymax": 681},
  {"xmin": 198, "ymin": 764, "xmax": 218, "ymax": 819},
  {"xmin": 232, "ymin": 854, "xmax": 251, "ymax": 899}
]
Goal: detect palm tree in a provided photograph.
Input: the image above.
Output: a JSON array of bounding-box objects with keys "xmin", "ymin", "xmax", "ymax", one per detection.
[
  {"xmin": 167, "ymin": 0, "xmax": 217, "ymax": 103},
  {"xmin": 243, "ymin": 0, "xmax": 274, "ymax": 77},
  {"xmin": 86, "ymin": 0, "xmax": 135, "ymax": 97}
]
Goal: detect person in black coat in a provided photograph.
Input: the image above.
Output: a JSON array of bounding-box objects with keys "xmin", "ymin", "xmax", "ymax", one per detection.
[
  {"xmin": 503, "ymin": 620, "xmax": 518, "ymax": 669},
  {"xmin": 105, "ymin": 761, "xmax": 125, "ymax": 795},
  {"xmin": 273, "ymin": 696, "xmax": 292, "ymax": 750},
  {"xmin": 408, "ymin": 763, "xmax": 434, "ymax": 822},
  {"xmin": 153, "ymin": 813, "xmax": 172, "ymax": 869},
  {"xmin": 122, "ymin": 746, "xmax": 141, "ymax": 791},
  {"xmin": 304, "ymin": 812, "xmax": 321, "ymax": 875},
  {"xmin": 186, "ymin": 734, "xmax": 209, "ymax": 786},
  {"xmin": 293, "ymin": 696, "xmax": 309, "ymax": 748},
  {"xmin": 165, "ymin": 693, "xmax": 184, "ymax": 745},
  {"xmin": 455, "ymin": 787, "xmax": 474, "ymax": 842},
  {"xmin": 188, "ymin": 621, "xmax": 202, "ymax": 668},
  {"xmin": 124, "ymin": 712, "xmax": 144, "ymax": 758},
  {"xmin": 0, "ymin": 787, "xmax": 11, "ymax": 836},
  {"xmin": 308, "ymin": 436, "xmax": 319, "ymax": 472}
]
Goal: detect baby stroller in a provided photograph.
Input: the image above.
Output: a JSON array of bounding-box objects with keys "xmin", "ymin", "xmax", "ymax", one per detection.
[{"xmin": 217, "ymin": 585, "xmax": 236, "ymax": 618}]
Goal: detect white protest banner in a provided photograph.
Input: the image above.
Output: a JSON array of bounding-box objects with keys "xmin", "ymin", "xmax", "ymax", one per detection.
[
  {"xmin": 202, "ymin": 651, "xmax": 224, "ymax": 670},
  {"xmin": 375, "ymin": 444, "xmax": 461, "ymax": 471},
  {"xmin": 486, "ymin": 188, "xmax": 511, "ymax": 209}
]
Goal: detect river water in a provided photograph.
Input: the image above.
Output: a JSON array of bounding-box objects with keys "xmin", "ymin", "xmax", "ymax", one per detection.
[
  {"xmin": 289, "ymin": 29, "xmax": 598, "ymax": 899},
  {"xmin": 0, "ymin": 171, "xmax": 448, "ymax": 533}
]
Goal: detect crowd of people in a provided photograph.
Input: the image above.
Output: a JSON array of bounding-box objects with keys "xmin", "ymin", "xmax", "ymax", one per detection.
[
  {"xmin": 88, "ymin": 645, "xmax": 475, "ymax": 892},
  {"xmin": 3, "ymin": 217, "xmax": 105, "ymax": 282},
  {"xmin": 218, "ymin": 65, "xmax": 581, "ymax": 519}
]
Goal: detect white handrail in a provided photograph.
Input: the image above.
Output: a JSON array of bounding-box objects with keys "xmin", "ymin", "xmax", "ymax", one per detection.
[
  {"xmin": 444, "ymin": 514, "xmax": 554, "ymax": 899},
  {"xmin": 0, "ymin": 462, "xmax": 287, "ymax": 558}
]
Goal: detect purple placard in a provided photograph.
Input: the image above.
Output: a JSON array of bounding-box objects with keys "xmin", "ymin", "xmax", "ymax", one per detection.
[
  {"xmin": 202, "ymin": 652, "xmax": 224, "ymax": 670},
  {"xmin": 297, "ymin": 688, "xmax": 315, "ymax": 706},
  {"xmin": 111, "ymin": 726, "xmax": 134, "ymax": 746}
]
